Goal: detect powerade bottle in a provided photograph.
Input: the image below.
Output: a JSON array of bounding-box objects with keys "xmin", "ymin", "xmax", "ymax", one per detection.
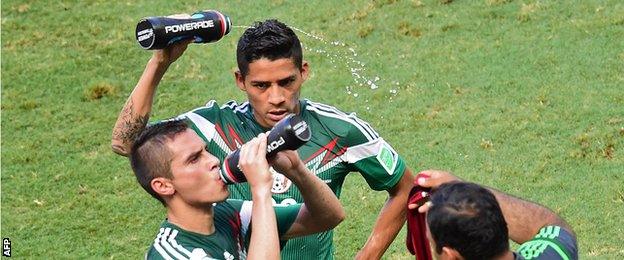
[
  {"xmin": 219, "ymin": 114, "xmax": 312, "ymax": 184},
  {"xmin": 135, "ymin": 10, "xmax": 231, "ymax": 50}
]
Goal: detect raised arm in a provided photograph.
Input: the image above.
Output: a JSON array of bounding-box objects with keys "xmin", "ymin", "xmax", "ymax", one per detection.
[
  {"xmin": 415, "ymin": 170, "xmax": 575, "ymax": 244},
  {"xmin": 486, "ymin": 186, "xmax": 574, "ymax": 244},
  {"xmin": 111, "ymin": 40, "xmax": 192, "ymax": 156},
  {"xmin": 270, "ymin": 150, "xmax": 346, "ymax": 239},
  {"xmin": 356, "ymin": 168, "xmax": 414, "ymax": 259},
  {"xmin": 238, "ymin": 133, "xmax": 280, "ymax": 260}
]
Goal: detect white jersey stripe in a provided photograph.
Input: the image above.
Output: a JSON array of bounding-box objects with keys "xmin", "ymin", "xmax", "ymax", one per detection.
[
  {"xmin": 203, "ymin": 100, "xmax": 217, "ymax": 109},
  {"xmin": 235, "ymin": 102, "xmax": 250, "ymax": 113},
  {"xmin": 352, "ymin": 116, "xmax": 379, "ymax": 138},
  {"xmin": 341, "ymin": 138, "xmax": 386, "ymax": 163},
  {"xmin": 168, "ymin": 230, "xmax": 193, "ymax": 257},
  {"xmin": 184, "ymin": 112, "xmax": 217, "ymax": 142},
  {"xmin": 306, "ymin": 104, "xmax": 374, "ymax": 141},
  {"xmin": 160, "ymin": 228, "xmax": 189, "ymax": 260},
  {"xmin": 239, "ymin": 201, "xmax": 253, "ymax": 237},
  {"xmin": 307, "ymin": 101, "xmax": 379, "ymax": 139},
  {"xmin": 154, "ymin": 228, "xmax": 175, "ymax": 260},
  {"xmin": 218, "ymin": 100, "xmax": 249, "ymax": 114},
  {"xmin": 221, "ymin": 101, "xmax": 237, "ymax": 110}
]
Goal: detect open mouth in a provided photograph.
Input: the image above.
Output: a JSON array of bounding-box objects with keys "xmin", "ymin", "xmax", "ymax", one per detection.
[{"xmin": 267, "ymin": 110, "xmax": 288, "ymax": 122}]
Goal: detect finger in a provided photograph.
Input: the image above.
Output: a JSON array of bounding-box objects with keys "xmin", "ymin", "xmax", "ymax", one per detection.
[
  {"xmin": 238, "ymin": 143, "xmax": 249, "ymax": 166},
  {"xmin": 247, "ymin": 137, "xmax": 259, "ymax": 160},
  {"xmin": 416, "ymin": 174, "xmax": 433, "ymax": 188},
  {"xmin": 408, "ymin": 203, "xmax": 417, "ymax": 210},
  {"xmin": 241, "ymin": 138, "xmax": 256, "ymax": 165},
  {"xmin": 257, "ymin": 133, "xmax": 267, "ymax": 157},
  {"xmin": 418, "ymin": 201, "xmax": 432, "ymax": 214},
  {"xmin": 417, "ymin": 170, "xmax": 446, "ymax": 187}
]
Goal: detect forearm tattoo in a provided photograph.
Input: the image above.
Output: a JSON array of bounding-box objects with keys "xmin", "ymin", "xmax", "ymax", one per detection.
[{"xmin": 112, "ymin": 99, "xmax": 149, "ymax": 151}]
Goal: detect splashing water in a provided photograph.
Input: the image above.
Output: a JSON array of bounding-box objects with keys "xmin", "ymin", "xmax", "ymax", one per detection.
[
  {"xmin": 230, "ymin": 25, "xmax": 400, "ymax": 98},
  {"xmin": 290, "ymin": 26, "xmax": 399, "ymax": 97}
]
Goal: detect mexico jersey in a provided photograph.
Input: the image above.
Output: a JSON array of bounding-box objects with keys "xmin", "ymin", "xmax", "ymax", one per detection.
[
  {"xmin": 515, "ymin": 225, "xmax": 578, "ymax": 260},
  {"xmin": 146, "ymin": 200, "xmax": 300, "ymax": 260},
  {"xmin": 176, "ymin": 99, "xmax": 407, "ymax": 259}
]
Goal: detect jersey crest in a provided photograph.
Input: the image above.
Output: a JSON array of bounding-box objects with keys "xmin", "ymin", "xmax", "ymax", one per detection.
[{"xmin": 270, "ymin": 167, "xmax": 292, "ymax": 194}]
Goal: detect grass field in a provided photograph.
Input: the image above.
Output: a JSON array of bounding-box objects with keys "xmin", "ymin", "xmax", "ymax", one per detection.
[{"xmin": 2, "ymin": 0, "xmax": 623, "ymax": 258}]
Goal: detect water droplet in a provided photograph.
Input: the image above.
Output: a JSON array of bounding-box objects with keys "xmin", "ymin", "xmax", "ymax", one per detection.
[{"xmin": 289, "ymin": 26, "xmax": 404, "ymax": 98}]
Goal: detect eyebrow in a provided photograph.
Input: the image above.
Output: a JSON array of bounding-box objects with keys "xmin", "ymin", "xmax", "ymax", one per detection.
[
  {"xmin": 277, "ymin": 76, "xmax": 296, "ymax": 84},
  {"xmin": 184, "ymin": 148, "xmax": 203, "ymax": 164},
  {"xmin": 250, "ymin": 75, "xmax": 296, "ymax": 85}
]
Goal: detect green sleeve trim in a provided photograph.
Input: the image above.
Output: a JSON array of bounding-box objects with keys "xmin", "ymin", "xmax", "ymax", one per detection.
[{"xmin": 518, "ymin": 238, "xmax": 572, "ymax": 260}]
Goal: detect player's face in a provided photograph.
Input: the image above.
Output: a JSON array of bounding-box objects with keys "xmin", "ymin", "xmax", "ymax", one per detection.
[
  {"xmin": 236, "ymin": 57, "xmax": 309, "ymax": 128},
  {"xmin": 167, "ymin": 129, "xmax": 229, "ymax": 205}
]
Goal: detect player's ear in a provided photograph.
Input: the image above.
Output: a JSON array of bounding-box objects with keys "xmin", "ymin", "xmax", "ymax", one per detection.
[
  {"xmin": 234, "ymin": 70, "xmax": 246, "ymax": 91},
  {"xmin": 441, "ymin": 246, "xmax": 463, "ymax": 260},
  {"xmin": 300, "ymin": 60, "xmax": 309, "ymax": 81},
  {"xmin": 151, "ymin": 177, "xmax": 175, "ymax": 196}
]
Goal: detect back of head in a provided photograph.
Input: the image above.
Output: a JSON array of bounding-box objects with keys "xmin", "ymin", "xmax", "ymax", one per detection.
[
  {"xmin": 236, "ymin": 19, "xmax": 303, "ymax": 77},
  {"xmin": 129, "ymin": 119, "xmax": 189, "ymax": 205},
  {"xmin": 427, "ymin": 182, "xmax": 509, "ymax": 260}
]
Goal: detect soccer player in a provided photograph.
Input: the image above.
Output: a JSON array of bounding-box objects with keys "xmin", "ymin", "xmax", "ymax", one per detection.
[
  {"xmin": 409, "ymin": 170, "xmax": 578, "ymax": 260},
  {"xmin": 112, "ymin": 19, "xmax": 415, "ymax": 259},
  {"xmin": 131, "ymin": 119, "xmax": 344, "ymax": 259}
]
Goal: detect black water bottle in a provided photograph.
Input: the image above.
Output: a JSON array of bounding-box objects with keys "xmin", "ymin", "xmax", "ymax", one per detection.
[
  {"xmin": 219, "ymin": 114, "xmax": 312, "ymax": 184},
  {"xmin": 135, "ymin": 10, "xmax": 231, "ymax": 50}
]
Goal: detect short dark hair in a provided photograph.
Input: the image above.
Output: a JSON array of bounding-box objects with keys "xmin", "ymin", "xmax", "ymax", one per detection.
[
  {"xmin": 236, "ymin": 19, "xmax": 303, "ymax": 77},
  {"xmin": 427, "ymin": 182, "xmax": 509, "ymax": 260},
  {"xmin": 129, "ymin": 119, "xmax": 189, "ymax": 205}
]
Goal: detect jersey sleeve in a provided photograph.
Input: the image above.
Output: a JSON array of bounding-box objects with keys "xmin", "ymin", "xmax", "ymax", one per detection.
[
  {"xmin": 177, "ymin": 100, "xmax": 222, "ymax": 143},
  {"xmin": 517, "ymin": 225, "xmax": 578, "ymax": 260},
  {"xmin": 339, "ymin": 115, "xmax": 406, "ymax": 191},
  {"xmin": 148, "ymin": 100, "xmax": 222, "ymax": 144},
  {"xmin": 146, "ymin": 247, "xmax": 167, "ymax": 260},
  {"xmin": 227, "ymin": 199, "xmax": 301, "ymax": 239}
]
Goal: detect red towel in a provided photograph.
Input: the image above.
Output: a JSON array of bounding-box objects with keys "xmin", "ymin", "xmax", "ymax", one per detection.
[{"xmin": 406, "ymin": 173, "xmax": 433, "ymax": 260}]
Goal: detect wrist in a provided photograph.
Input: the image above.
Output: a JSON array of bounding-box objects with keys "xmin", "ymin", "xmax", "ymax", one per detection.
[
  {"xmin": 148, "ymin": 55, "xmax": 171, "ymax": 69},
  {"xmin": 282, "ymin": 163, "xmax": 308, "ymax": 183},
  {"xmin": 251, "ymin": 187, "xmax": 273, "ymax": 200}
]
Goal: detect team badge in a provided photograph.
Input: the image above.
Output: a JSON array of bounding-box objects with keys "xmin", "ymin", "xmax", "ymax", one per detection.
[
  {"xmin": 377, "ymin": 143, "xmax": 398, "ymax": 175},
  {"xmin": 270, "ymin": 167, "xmax": 292, "ymax": 194}
]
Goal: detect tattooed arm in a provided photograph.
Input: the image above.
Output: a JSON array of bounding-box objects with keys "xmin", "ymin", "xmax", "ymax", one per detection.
[{"xmin": 111, "ymin": 40, "xmax": 193, "ymax": 156}]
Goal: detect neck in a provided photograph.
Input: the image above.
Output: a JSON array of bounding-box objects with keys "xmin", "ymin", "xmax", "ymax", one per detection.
[{"xmin": 166, "ymin": 199, "xmax": 215, "ymax": 235}]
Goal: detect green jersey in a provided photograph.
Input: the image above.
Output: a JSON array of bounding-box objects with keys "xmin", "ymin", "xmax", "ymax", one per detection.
[
  {"xmin": 177, "ymin": 99, "xmax": 407, "ymax": 259},
  {"xmin": 146, "ymin": 199, "xmax": 300, "ymax": 260},
  {"xmin": 515, "ymin": 225, "xmax": 578, "ymax": 260}
]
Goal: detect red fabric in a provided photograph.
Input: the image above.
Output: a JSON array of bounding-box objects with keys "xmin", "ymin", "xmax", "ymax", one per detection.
[{"xmin": 406, "ymin": 173, "xmax": 433, "ymax": 260}]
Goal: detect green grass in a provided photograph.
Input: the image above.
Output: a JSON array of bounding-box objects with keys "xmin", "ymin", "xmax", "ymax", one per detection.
[{"xmin": 2, "ymin": 0, "xmax": 623, "ymax": 258}]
